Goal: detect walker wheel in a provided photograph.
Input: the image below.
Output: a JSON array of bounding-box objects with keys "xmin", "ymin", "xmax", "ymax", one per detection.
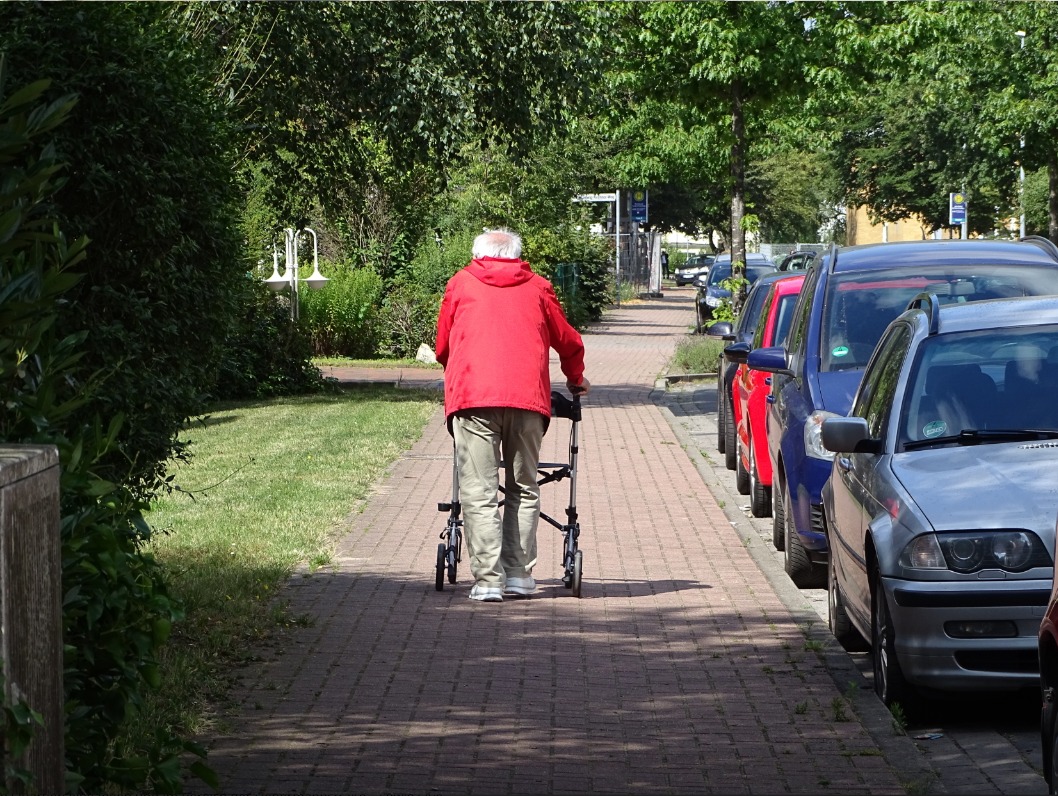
[
  {"xmin": 447, "ymin": 546, "xmax": 458, "ymax": 584},
  {"xmin": 571, "ymin": 550, "xmax": 583, "ymax": 598},
  {"xmin": 435, "ymin": 543, "xmax": 446, "ymax": 591}
]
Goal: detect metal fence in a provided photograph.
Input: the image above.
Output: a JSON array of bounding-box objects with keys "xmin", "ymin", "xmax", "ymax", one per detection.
[{"xmin": 614, "ymin": 229, "xmax": 661, "ymax": 299}]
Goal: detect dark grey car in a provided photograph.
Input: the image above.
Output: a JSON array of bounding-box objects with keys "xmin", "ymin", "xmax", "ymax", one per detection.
[{"xmin": 821, "ymin": 294, "xmax": 1058, "ymax": 711}]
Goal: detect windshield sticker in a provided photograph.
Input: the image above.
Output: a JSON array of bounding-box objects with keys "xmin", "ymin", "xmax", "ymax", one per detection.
[
  {"xmin": 922, "ymin": 420, "xmax": 947, "ymax": 439},
  {"xmin": 832, "ymin": 346, "xmax": 850, "ymax": 358}
]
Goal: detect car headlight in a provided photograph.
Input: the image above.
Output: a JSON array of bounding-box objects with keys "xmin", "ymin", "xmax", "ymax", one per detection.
[
  {"xmin": 705, "ymin": 293, "xmax": 722, "ymax": 307},
  {"xmin": 901, "ymin": 530, "xmax": 1051, "ymax": 573},
  {"xmin": 805, "ymin": 410, "xmax": 839, "ymax": 459}
]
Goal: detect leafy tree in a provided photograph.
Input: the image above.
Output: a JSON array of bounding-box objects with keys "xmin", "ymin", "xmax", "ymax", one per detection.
[
  {"xmin": 619, "ymin": 1, "xmax": 822, "ymax": 300},
  {"xmin": 819, "ymin": 2, "xmax": 1058, "ymax": 241},
  {"xmin": 965, "ymin": 1, "xmax": 1058, "ymax": 240},
  {"xmin": 174, "ymin": 1, "xmax": 602, "ymax": 228}
]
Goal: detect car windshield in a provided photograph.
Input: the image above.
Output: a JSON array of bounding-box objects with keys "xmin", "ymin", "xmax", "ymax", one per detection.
[
  {"xmin": 820, "ymin": 265, "xmax": 1058, "ymax": 373},
  {"xmin": 707, "ymin": 262, "xmax": 776, "ymax": 287},
  {"xmin": 898, "ymin": 323, "xmax": 1058, "ymax": 449}
]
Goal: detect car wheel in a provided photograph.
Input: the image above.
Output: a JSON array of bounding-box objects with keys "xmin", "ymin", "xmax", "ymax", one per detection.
[
  {"xmin": 749, "ymin": 437, "xmax": 770, "ymax": 518},
  {"xmin": 783, "ymin": 483, "xmax": 826, "ymax": 589},
  {"xmin": 1050, "ymin": 711, "xmax": 1058, "ymax": 796},
  {"xmin": 771, "ymin": 472, "xmax": 785, "ymax": 551},
  {"xmin": 717, "ymin": 378, "xmax": 727, "ymax": 454},
  {"xmin": 871, "ymin": 568, "xmax": 916, "ymax": 711},
  {"xmin": 827, "ymin": 531, "xmax": 868, "ymax": 651},
  {"xmin": 735, "ymin": 443, "xmax": 750, "ymax": 495},
  {"xmin": 724, "ymin": 393, "xmax": 737, "ymax": 471}
]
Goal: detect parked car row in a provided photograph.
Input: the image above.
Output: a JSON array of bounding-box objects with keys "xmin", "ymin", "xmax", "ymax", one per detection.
[{"xmin": 704, "ymin": 238, "xmax": 1058, "ymax": 789}]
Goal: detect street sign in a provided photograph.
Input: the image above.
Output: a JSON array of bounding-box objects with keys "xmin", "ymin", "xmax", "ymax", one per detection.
[
  {"xmin": 949, "ymin": 192, "xmax": 967, "ymax": 225},
  {"xmin": 630, "ymin": 189, "xmax": 648, "ymax": 223},
  {"xmin": 574, "ymin": 193, "xmax": 617, "ymax": 203}
]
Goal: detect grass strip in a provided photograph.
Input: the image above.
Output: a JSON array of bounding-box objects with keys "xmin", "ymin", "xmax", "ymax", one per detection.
[
  {"xmin": 669, "ymin": 335, "xmax": 726, "ymax": 376},
  {"xmin": 128, "ymin": 386, "xmax": 442, "ymax": 750}
]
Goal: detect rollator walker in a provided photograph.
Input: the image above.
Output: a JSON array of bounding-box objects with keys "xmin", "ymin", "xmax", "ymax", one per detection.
[{"xmin": 434, "ymin": 390, "xmax": 585, "ymax": 597}]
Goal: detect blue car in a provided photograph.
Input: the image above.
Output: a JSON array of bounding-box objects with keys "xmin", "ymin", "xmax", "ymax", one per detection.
[{"xmin": 747, "ymin": 238, "xmax": 1058, "ymax": 588}]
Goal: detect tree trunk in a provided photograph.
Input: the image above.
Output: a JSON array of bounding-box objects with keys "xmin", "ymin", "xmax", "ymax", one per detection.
[
  {"xmin": 1049, "ymin": 150, "xmax": 1058, "ymax": 243},
  {"xmin": 730, "ymin": 77, "xmax": 746, "ymax": 309}
]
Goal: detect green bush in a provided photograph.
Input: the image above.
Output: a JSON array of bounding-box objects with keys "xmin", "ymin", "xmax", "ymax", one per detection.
[
  {"xmin": 0, "ymin": 3, "xmax": 246, "ymax": 499},
  {"xmin": 376, "ymin": 230, "xmax": 473, "ymax": 358},
  {"xmin": 213, "ymin": 279, "xmax": 325, "ymax": 401},
  {"xmin": 0, "ymin": 69, "xmax": 199, "ymax": 794},
  {"xmin": 524, "ymin": 225, "xmax": 613, "ymax": 327},
  {"xmin": 299, "ymin": 262, "xmax": 384, "ymax": 358},
  {"xmin": 378, "ymin": 282, "xmax": 443, "ymax": 359}
]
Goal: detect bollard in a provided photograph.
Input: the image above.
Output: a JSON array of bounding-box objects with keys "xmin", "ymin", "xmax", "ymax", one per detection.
[{"xmin": 0, "ymin": 445, "xmax": 63, "ymax": 794}]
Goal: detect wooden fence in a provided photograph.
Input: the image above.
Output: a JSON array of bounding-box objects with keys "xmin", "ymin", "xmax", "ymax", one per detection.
[{"xmin": 0, "ymin": 445, "xmax": 63, "ymax": 794}]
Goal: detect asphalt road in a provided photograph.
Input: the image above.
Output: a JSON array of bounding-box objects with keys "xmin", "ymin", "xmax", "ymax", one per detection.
[{"xmin": 663, "ymin": 378, "xmax": 1047, "ymax": 796}]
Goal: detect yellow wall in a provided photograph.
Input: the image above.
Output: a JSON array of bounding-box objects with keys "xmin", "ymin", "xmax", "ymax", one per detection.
[{"xmin": 846, "ymin": 205, "xmax": 931, "ymax": 245}]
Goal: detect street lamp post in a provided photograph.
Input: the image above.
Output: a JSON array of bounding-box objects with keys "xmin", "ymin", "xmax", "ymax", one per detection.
[
  {"xmin": 264, "ymin": 227, "xmax": 330, "ymax": 321},
  {"xmin": 1017, "ymin": 30, "xmax": 1027, "ymax": 238}
]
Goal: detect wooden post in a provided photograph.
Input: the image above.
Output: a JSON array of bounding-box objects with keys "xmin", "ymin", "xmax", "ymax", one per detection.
[{"xmin": 0, "ymin": 445, "xmax": 63, "ymax": 794}]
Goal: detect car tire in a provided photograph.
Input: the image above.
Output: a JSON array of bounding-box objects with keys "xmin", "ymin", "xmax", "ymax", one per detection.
[
  {"xmin": 783, "ymin": 482, "xmax": 826, "ymax": 589},
  {"xmin": 1050, "ymin": 712, "xmax": 1058, "ymax": 796},
  {"xmin": 724, "ymin": 393, "xmax": 737, "ymax": 471},
  {"xmin": 827, "ymin": 530, "xmax": 868, "ymax": 652},
  {"xmin": 772, "ymin": 471, "xmax": 785, "ymax": 551},
  {"xmin": 749, "ymin": 437, "xmax": 770, "ymax": 518},
  {"xmin": 717, "ymin": 379, "xmax": 727, "ymax": 454},
  {"xmin": 735, "ymin": 443, "xmax": 750, "ymax": 494},
  {"xmin": 1047, "ymin": 705, "xmax": 1058, "ymax": 795},
  {"xmin": 871, "ymin": 568, "xmax": 917, "ymax": 712}
]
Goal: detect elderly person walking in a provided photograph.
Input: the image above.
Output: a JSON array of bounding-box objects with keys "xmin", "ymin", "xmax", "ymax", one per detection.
[{"xmin": 435, "ymin": 228, "xmax": 590, "ymax": 602}]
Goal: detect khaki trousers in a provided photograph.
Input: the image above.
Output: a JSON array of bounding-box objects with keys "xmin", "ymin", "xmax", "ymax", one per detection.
[{"xmin": 452, "ymin": 408, "xmax": 546, "ymax": 587}]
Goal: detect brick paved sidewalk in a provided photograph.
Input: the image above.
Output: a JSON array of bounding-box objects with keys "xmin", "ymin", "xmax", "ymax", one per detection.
[{"xmin": 195, "ymin": 289, "xmax": 940, "ymax": 795}]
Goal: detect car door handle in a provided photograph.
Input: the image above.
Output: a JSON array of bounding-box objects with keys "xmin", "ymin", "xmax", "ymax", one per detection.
[
  {"xmin": 765, "ymin": 377, "xmax": 772, "ymax": 386},
  {"xmin": 837, "ymin": 456, "xmax": 852, "ymax": 471},
  {"xmin": 766, "ymin": 395, "xmax": 775, "ymax": 404}
]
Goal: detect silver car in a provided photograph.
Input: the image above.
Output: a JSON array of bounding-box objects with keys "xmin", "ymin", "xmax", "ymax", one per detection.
[{"xmin": 821, "ymin": 294, "xmax": 1058, "ymax": 712}]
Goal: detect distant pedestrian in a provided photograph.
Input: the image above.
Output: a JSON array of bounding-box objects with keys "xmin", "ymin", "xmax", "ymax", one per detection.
[
  {"xmin": 661, "ymin": 249, "xmax": 669, "ymax": 277},
  {"xmin": 435, "ymin": 228, "xmax": 590, "ymax": 602}
]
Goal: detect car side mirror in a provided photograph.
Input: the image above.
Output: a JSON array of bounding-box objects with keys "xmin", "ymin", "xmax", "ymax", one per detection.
[
  {"xmin": 821, "ymin": 417, "xmax": 882, "ymax": 454},
  {"xmin": 746, "ymin": 346, "xmax": 791, "ymax": 375},
  {"xmin": 723, "ymin": 341, "xmax": 751, "ymax": 364},
  {"xmin": 706, "ymin": 321, "xmax": 735, "ymax": 341}
]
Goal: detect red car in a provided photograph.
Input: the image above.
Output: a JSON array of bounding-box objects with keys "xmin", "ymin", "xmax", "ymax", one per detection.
[{"xmin": 730, "ymin": 274, "xmax": 804, "ymax": 519}]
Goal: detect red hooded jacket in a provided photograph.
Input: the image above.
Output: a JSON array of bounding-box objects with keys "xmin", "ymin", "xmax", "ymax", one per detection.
[{"xmin": 435, "ymin": 256, "xmax": 585, "ymax": 419}]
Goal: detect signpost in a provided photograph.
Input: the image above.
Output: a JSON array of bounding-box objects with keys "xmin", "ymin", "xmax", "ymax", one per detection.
[
  {"xmin": 949, "ymin": 192, "xmax": 968, "ymax": 239},
  {"xmin": 630, "ymin": 190, "xmax": 648, "ymax": 223}
]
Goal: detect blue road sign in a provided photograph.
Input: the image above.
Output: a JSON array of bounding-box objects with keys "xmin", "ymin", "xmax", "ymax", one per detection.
[
  {"xmin": 630, "ymin": 190, "xmax": 648, "ymax": 223},
  {"xmin": 949, "ymin": 192, "xmax": 967, "ymax": 225}
]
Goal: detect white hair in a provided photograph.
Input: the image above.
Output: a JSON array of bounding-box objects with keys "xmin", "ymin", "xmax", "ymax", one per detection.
[{"xmin": 472, "ymin": 228, "xmax": 522, "ymax": 259}]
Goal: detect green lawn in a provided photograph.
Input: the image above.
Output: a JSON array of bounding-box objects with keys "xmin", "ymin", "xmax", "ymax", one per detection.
[{"xmin": 126, "ymin": 386, "xmax": 441, "ymax": 757}]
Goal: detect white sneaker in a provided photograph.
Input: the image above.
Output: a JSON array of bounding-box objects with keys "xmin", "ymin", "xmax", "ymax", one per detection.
[
  {"xmin": 504, "ymin": 576, "xmax": 537, "ymax": 596},
  {"xmin": 468, "ymin": 583, "xmax": 503, "ymax": 602}
]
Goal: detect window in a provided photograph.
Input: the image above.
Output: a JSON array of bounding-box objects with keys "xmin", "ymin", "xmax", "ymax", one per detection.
[
  {"xmin": 786, "ymin": 266, "xmax": 819, "ymax": 360},
  {"xmin": 852, "ymin": 323, "xmax": 912, "ymax": 440}
]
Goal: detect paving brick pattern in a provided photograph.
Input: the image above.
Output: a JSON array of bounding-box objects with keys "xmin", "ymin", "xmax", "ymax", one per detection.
[{"xmin": 195, "ymin": 290, "xmax": 941, "ymax": 795}]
